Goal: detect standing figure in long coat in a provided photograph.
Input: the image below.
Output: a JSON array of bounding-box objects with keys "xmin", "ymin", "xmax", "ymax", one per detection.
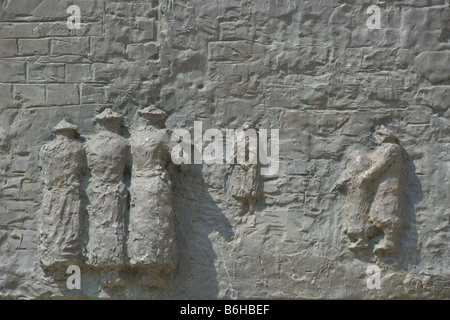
[
  {"xmin": 39, "ymin": 120, "xmax": 87, "ymax": 268},
  {"xmin": 231, "ymin": 122, "xmax": 260, "ymax": 214},
  {"xmin": 364, "ymin": 126, "xmax": 403, "ymax": 255},
  {"xmin": 128, "ymin": 106, "xmax": 177, "ymax": 285},
  {"xmin": 335, "ymin": 150, "xmax": 373, "ymax": 252},
  {"xmin": 85, "ymin": 109, "xmax": 129, "ymax": 267}
]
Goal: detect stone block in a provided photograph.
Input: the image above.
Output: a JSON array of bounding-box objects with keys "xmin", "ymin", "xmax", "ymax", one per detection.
[
  {"xmin": 28, "ymin": 63, "xmax": 65, "ymax": 82},
  {"xmin": 415, "ymin": 51, "xmax": 450, "ymax": 83},
  {"xmin": 65, "ymin": 64, "xmax": 93, "ymax": 82},
  {"xmin": 219, "ymin": 22, "xmax": 253, "ymax": 41},
  {"xmin": 13, "ymin": 84, "xmax": 46, "ymax": 108},
  {"xmin": 18, "ymin": 39, "xmax": 49, "ymax": 55},
  {"xmin": 46, "ymin": 84, "xmax": 79, "ymax": 105},
  {"xmin": 126, "ymin": 43, "xmax": 159, "ymax": 60},
  {"xmin": 131, "ymin": 19, "xmax": 156, "ymax": 42},
  {"xmin": 208, "ymin": 41, "xmax": 254, "ymax": 62},
  {"xmin": 0, "ymin": 23, "xmax": 34, "ymax": 38},
  {"xmin": 415, "ymin": 86, "xmax": 450, "ymax": 111},
  {"xmin": 0, "ymin": 84, "xmax": 13, "ymax": 109},
  {"xmin": 0, "ymin": 60, "xmax": 26, "ymax": 82},
  {"xmin": 81, "ymin": 84, "xmax": 106, "ymax": 104},
  {"xmin": 51, "ymin": 37, "xmax": 90, "ymax": 56},
  {"xmin": 0, "ymin": 40, "xmax": 17, "ymax": 58}
]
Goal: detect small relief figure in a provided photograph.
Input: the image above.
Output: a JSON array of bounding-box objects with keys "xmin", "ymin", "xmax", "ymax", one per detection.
[
  {"xmin": 38, "ymin": 120, "xmax": 86, "ymax": 268},
  {"xmin": 365, "ymin": 126, "xmax": 403, "ymax": 255},
  {"xmin": 85, "ymin": 109, "xmax": 130, "ymax": 267},
  {"xmin": 231, "ymin": 122, "xmax": 260, "ymax": 214},
  {"xmin": 128, "ymin": 106, "xmax": 177, "ymax": 286},
  {"xmin": 336, "ymin": 126, "xmax": 403, "ymax": 256},
  {"xmin": 335, "ymin": 150, "xmax": 373, "ymax": 252}
]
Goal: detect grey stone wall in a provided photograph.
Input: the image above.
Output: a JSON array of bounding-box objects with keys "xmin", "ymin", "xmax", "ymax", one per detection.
[{"xmin": 0, "ymin": 0, "xmax": 449, "ymax": 299}]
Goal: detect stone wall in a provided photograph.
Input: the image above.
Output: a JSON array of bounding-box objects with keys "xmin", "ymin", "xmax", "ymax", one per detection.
[{"xmin": 0, "ymin": 0, "xmax": 449, "ymax": 299}]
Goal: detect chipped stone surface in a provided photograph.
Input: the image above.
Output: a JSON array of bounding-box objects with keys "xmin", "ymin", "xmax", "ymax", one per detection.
[{"xmin": 0, "ymin": 0, "xmax": 449, "ymax": 299}]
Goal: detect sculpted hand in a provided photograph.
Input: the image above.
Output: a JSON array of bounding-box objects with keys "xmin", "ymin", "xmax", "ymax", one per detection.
[
  {"xmin": 335, "ymin": 174, "xmax": 351, "ymax": 191},
  {"xmin": 357, "ymin": 172, "xmax": 370, "ymax": 185}
]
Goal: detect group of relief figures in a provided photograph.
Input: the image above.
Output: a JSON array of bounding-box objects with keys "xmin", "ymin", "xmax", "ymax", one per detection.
[
  {"xmin": 38, "ymin": 106, "xmax": 177, "ymax": 285},
  {"xmin": 38, "ymin": 103, "xmax": 404, "ymax": 286}
]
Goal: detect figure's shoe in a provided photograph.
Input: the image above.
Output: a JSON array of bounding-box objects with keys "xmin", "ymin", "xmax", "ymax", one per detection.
[
  {"xmin": 349, "ymin": 238, "xmax": 368, "ymax": 251},
  {"xmin": 374, "ymin": 239, "xmax": 396, "ymax": 255}
]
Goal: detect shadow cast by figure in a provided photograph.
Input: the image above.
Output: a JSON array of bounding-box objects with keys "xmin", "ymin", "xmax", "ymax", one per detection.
[
  {"xmin": 396, "ymin": 144, "xmax": 422, "ymax": 269},
  {"xmin": 165, "ymin": 163, "xmax": 234, "ymax": 299}
]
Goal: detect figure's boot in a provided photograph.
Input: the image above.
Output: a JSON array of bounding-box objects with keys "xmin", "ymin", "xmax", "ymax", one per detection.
[
  {"xmin": 374, "ymin": 232, "xmax": 397, "ymax": 255},
  {"xmin": 347, "ymin": 229, "xmax": 369, "ymax": 252},
  {"xmin": 249, "ymin": 200, "xmax": 255, "ymax": 214},
  {"xmin": 348, "ymin": 238, "xmax": 369, "ymax": 251}
]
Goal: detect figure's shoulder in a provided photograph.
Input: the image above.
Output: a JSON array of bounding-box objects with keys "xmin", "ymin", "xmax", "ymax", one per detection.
[
  {"xmin": 157, "ymin": 128, "xmax": 171, "ymax": 142},
  {"xmin": 159, "ymin": 128, "xmax": 170, "ymax": 136},
  {"xmin": 383, "ymin": 143, "xmax": 401, "ymax": 157},
  {"xmin": 40, "ymin": 138, "xmax": 58, "ymax": 153},
  {"xmin": 388, "ymin": 143, "xmax": 401, "ymax": 152},
  {"xmin": 63, "ymin": 139, "xmax": 84, "ymax": 156}
]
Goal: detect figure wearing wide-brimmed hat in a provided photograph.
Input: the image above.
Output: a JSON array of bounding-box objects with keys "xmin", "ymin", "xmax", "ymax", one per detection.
[
  {"xmin": 85, "ymin": 108, "xmax": 130, "ymax": 268},
  {"xmin": 128, "ymin": 105, "xmax": 177, "ymax": 287},
  {"xmin": 38, "ymin": 119, "xmax": 87, "ymax": 268}
]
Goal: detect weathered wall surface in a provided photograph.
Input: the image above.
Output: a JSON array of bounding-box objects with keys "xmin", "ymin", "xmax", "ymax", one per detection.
[{"xmin": 0, "ymin": 0, "xmax": 449, "ymax": 299}]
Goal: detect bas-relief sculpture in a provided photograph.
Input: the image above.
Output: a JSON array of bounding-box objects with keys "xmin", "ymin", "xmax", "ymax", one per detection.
[
  {"xmin": 38, "ymin": 114, "xmax": 405, "ymax": 290},
  {"xmin": 336, "ymin": 126, "xmax": 403, "ymax": 257},
  {"xmin": 128, "ymin": 106, "xmax": 178, "ymax": 286},
  {"xmin": 38, "ymin": 120, "xmax": 86, "ymax": 268},
  {"xmin": 231, "ymin": 122, "xmax": 260, "ymax": 215},
  {"xmin": 2, "ymin": 0, "xmax": 448, "ymax": 300},
  {"xmin": 85, "ymin": 109, "xmax": 129, "ymax": 267},
  {"xmin": 38, "ymin": 107, "xmax": 178, "ymax": 287},
  {"xmin": 366, "ymin": 127, "xmax": 403, "ymax": 255}
]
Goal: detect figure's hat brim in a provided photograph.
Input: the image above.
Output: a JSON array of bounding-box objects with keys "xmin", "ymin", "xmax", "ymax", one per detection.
[
  {"xmin": 52, "ymin": 119, "xmax": 79, "ymax": 134},
  {"xmin": 243, "ymin": 121, "xmax": 254, "ymax": 130},
  {"xmin": 95, "ymin": 108, "xmax": 124, "ymax": 123},
  {"xmin": 138, "ymin": 105, "xmax": 166, "ymax": 119},
  {"xmin": 376, "ymin": 125, "xmax": 397, "ymax": 138}
]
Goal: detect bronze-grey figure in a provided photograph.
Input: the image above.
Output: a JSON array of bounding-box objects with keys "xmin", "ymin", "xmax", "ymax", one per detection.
[
  {"xmin": 337, "ymin": 126, "xmax": 403, "ymax": 256},
  {"xmin": 128, "ymin": 106, "xmax": 177, "ymax": 285},
  {"xmin": 38, "ymin": 120, "xmax": 86, "ymax": 268},
  {"xmin": 336, "ymin": 150, "xmax": 373, "ymax": 252},
  {"xmin": 85, "ymin": 109, "xmax": 129, "ymax": 267},
  {"xmin": 366, "ymin": 126, "xmax": 403, "ymax": 255},
  {"xmin": 231, "ymin": 122, "xmax": 260, "ymax": 214}
]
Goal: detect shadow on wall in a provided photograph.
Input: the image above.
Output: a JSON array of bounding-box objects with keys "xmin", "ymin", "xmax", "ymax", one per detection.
[
  {"xmin": 398, "ymin": 144, "xmax": 423, "ymax": 269},
  {"xmin": 168, "ymin": 163, "xmax": 234, "ymax": 299}
]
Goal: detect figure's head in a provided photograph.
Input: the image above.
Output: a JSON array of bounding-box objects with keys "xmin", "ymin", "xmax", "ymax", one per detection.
[
  {"xmin": 138, "ymin": 105, "xmax": 166, "ymax": 126},
  {"xmin": 374, "ymin": 125, "xmax": 398, "ymax": 145},
  {"xmin": 243, "ymin": 122, "xmax": 253, "ymax": 131},
  {"xmin": 95, "ymin": 108, "xmax": 123, "ymax": 130},
  {"xmin": 52, "ymin": 119, "xmax": 79, "ymax": 138}
]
